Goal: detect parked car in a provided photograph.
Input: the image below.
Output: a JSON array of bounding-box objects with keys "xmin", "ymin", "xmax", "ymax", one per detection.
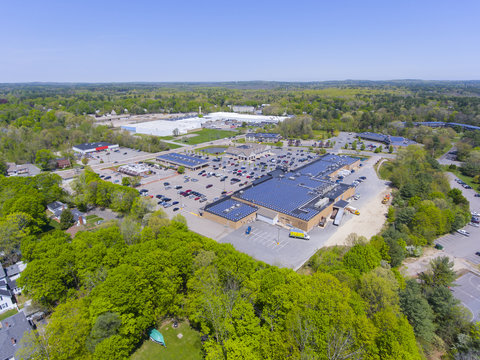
[
  {"xmin": 457, "ymin": 229, "xmax": 470, "ymax": 236},
  {"xmin": 173, "ymin": 207, "xmax": 180, "ymax": 212},
  {"xmin": 172, "ymin": 201, "xmax": 179, "ymax": 205},
  {"xmin": 206, "ymin": 184, "xmax": 213, "ymax": 188}
]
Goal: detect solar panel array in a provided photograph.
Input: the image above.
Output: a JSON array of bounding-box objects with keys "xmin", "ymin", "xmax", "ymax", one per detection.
[
  {"xmin": 235, "ymin": 154, "xmax": 357, "ymax": 221},
  {"xmin": 207, "ymin": 199, "xmax": 258, "ymax": 222},
  {"xmin": 157, "ymin": 153, "xmax": 209, "ymax": 167}
]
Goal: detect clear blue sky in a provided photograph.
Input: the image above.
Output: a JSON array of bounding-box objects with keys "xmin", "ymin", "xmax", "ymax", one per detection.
[{"xmin": 2, "ymin": 0, "xmax": 479, "ymax": 82}]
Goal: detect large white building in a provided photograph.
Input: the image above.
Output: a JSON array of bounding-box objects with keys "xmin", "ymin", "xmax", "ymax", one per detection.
[{"xmin": 121, "ymin": 112, "xmax": 288, "ymax": 137}]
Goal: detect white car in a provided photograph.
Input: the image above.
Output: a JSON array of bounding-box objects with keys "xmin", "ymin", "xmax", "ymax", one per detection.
[
  {"xmin": 471, "ymin": 211, "xmax": 480, "ymax": 217},
  {"xmin": 469, "ymin": 223, "xmax": 480, "ymax": 228},
  {"xmin": 457, "ymin": 229, "xmax": 470, "ymax": 236}
]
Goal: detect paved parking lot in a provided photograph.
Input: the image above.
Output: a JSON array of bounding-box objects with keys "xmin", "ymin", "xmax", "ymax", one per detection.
[
  {"xmin": 452, "ymin": 272, "xmax": 480, "ymax": 322},
  {"xmin": 85, "ymin": 146, "xmax": 153, "ymax": 166},
  {"xmin": 220, "ymin": 220, "xmax": 336, "ymax": 269},
  {"xmin": 435, "ymin": 233, "xmax": 480, "ymax": 266},
  {"xmin": 433, "ymin": 172, "xmax": 480, "ymax": 321}
]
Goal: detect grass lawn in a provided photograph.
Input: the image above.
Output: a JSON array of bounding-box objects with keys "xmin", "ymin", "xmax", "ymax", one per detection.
[
  {"xmin": 376, "ymin": 159, "xmax": 393, "ymax": 180},
  {"xmin": 0, "ymin": 308, "xmax": 18, "ymax": 322},
  {"xmin": 86, "ymin": 216, "xmax": 104, "ymax": 225},
  {"xmin": 47, "ymin": 218, "xmax": 61, "ymax": 230},
  {"xmin": 174, "ymin": 129, "xmax": 237, "ymax": 145},
  {"xmin": 131, "ymin": 322, "xmax": 202, "ymax": 360}
]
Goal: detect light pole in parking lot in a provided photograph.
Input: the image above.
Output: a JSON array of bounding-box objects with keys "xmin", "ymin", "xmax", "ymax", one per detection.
[{"xmin": 277, "ymin": 227, "xmax": 280, "ymax": 245}]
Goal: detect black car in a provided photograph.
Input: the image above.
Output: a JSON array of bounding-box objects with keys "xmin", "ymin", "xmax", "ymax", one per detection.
[
  {"xmin": 173, "ymin": 207, "xmax": 180, "ymax": 212},
  {"xmin": 359, "ymin": 176, "xmax": 367, "ymax": 180},
  {"xmin": 175, "ymin": 185, "xmax": 183, "ymax": 189},
  {"xmin": 172, "ymin": 201, "xmax": 179, "ymax": 205},
  {"xmin": 476, "ymin": 252, "xmax": 480, "ymax": 257},
  {"xmin": 163, "ymin": 182, "xmax": 170, "ymax": 186},
  {"xmin": 163, "ymin": 198, "xmax": 171, "ymax": 202},
  {"xmin": 155, "ymin": 195, "xmax": 163, "ymax": 199}
]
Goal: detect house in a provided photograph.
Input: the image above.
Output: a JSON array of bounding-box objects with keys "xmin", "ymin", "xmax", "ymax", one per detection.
[
  {"xmin": 4, "ymin": 262, "xmax": 26, "ymax": 296},
  {"xmin": 6, "ymin": 163, "xmax": 41, "ymax": 177},
  {"xmin": 0, "ymin": 312, "xmax": 33, "ymax": 360},
  {"xmin": 55, "ymin": 158, "xmax": 71, "ymax": 169},
  {"xmin": 47, "ymin": 201, "xmax": 86, "ymax": 226},
  {"xmin": 0, "ymin": 265, "xmax": 16, "ymax": 313}
]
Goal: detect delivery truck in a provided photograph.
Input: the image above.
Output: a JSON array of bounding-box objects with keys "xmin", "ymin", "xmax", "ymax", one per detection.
[{"xmin": 289, "ymin": 229, "xmax": 310, "ymax": 240}]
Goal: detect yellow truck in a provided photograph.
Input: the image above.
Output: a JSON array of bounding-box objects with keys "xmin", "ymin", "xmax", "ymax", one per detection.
[
  {"xmin": 289, "ymin": 229, "xmax": 310, "ymax": 240},
  {"xmin": 345, "ymin": 205, "xmax": 360, "ymax": 215}
]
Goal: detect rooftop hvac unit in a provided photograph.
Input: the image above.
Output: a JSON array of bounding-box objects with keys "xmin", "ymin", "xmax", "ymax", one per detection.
[
  {"xmin": 314, "ymin": 197, "xmax": 329, "ymax": 208},
  {"xmin": 289, "ymin": 177, "xmax": 295, "ymax": 180},
  {"xmin": 236, "ymin": 203, "xmax": 241, "ymax": 207}
]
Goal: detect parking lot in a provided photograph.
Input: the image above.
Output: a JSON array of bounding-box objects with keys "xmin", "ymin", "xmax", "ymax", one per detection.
[
  {"xmin": 85, "ymin": 146, "xmax": 152, "ymax": 166},
  {"xmin": 452, "ymin": 272, "xmax": 480, "ymax": 322},
  {"xmin": 116, "ymin": 146, "xmax": 337, "ymax": 217},
  {"xmin": 432, "ymin": 172, "xmax": 480, "ymax": 321}
]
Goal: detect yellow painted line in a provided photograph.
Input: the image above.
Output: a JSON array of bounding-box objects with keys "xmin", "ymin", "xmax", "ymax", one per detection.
[{"xmin": 189, "ymin": 212, "xmax": 199, "ymax": 217}]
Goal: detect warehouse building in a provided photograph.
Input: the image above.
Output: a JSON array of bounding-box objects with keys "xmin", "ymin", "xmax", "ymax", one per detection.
[
  {"xmin": 204, "ymin": 154, "xmax": 359, "ymax": 231},
  {"xmin": 72, "ymin": 142, "xmax": 119, "ymax": 154},
  {"xmin": 202, "ymin": 199, "xmax": 258, "ymax": 229},
  {"xmin": 245, "ymin": 133, "xmax": 282, "ymax": 143},
  {"xmin": 156, "ymin": 153, "xmax": 209, "ymax": 170}
]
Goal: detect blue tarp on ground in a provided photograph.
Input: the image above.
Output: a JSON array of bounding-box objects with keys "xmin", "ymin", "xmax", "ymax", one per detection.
[{"xmin": 149, "ymin": 329, "xmax": 166, "ymax": 346}]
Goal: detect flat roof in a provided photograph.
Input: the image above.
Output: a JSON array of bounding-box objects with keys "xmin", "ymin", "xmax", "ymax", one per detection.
[
  {"xmin": 234, "ymin": 154, "xmax": 356, "ymax": 221},
  {"xmin": 73, "ymin": 142, "xmax": 115, "ymax": 151},
  {"xmin": 206, "ymin": 199, "xmax": 258, "ymax": 222},
  {"xmin": 157, "ymin": 153, "xmax": 209, "ymax": 168}
]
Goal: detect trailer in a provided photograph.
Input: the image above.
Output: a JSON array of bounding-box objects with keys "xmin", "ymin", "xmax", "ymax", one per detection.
[{"xmin": 333, "ymin": 208, "xmax": 345, "ymax": 226}]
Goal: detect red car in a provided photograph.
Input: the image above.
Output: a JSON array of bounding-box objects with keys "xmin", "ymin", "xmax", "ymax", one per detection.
[
  {"xmin": 195, "ymin": 197, "xmax": 200, "ymax": 200},
  {"xmin": 202, "ymin": 174, "xmax": 207, "ymax": 176}
]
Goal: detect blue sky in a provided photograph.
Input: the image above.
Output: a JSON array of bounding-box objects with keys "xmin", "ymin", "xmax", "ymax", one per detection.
[{"xmin": 1, "ymin": 0, "xmax": 479, "ymax": 82}]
